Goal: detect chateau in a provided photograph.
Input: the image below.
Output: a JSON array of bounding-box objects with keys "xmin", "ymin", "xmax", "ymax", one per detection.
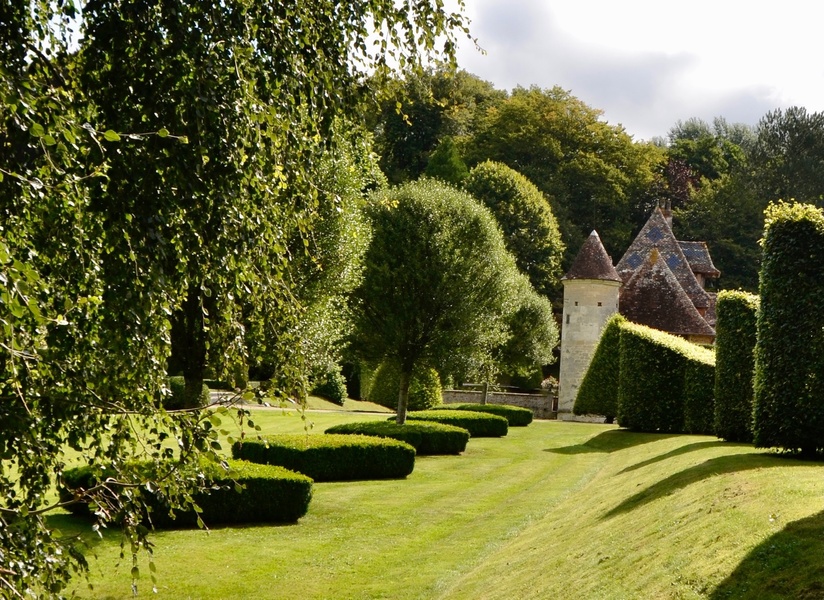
[{"xmin": 557, "ymin": 206, "xmax": 719, "ymax": 416}]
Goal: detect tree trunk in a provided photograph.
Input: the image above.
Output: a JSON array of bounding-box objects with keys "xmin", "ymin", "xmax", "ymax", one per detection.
[
  {"xmin": 396, "ymin": 368, "xmax": 412, "ymax": 424},
  {"xmin": 170, "ymin": 285, "xmax": 209, "ymax": 408},
  {"xmin": 481, "ymin": 381, "xmax": 489, "ymax": 405}
]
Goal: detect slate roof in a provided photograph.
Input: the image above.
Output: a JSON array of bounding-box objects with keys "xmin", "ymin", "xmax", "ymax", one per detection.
[
  {"xmin": 562, "ymin": 230, "xmax": 622, "ymax": 282},
  {"xmin": 678, "ymin": 241, "xmax": 721, "ymax": 277},
  {"xmin": 619, "ymin": 249, "xmax": 716, "ymax": 338},
  {"xmin": 616, "ymin": 208, "xmax": 711, "ymax": 309}
]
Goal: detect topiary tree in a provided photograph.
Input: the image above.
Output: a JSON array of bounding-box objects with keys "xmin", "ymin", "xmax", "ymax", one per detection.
[
  {"xmin": 463, "ymin": 161, "xmax": 565, "ymax": 298},
  {"xmin": 368, "ymin": 360, "xmax": 442, "ymax": 411},
  {"xmin": 753, "ymin": 202, "xmax": 824, "ymax": 454},
  {"xmin": 349, "ymin": 179, "xmax": 523, "ymax": 424},
  {"xmin": 573, "ymin": 314, "xmax": 626, "ymax": 422},
  {"xmin": 714, "ymin": 290, "xmax": 759, "ymax": 442}
]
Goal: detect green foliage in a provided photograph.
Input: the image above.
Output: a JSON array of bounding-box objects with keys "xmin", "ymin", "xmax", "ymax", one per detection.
[
  {"xmin": 310, "ymin": 366, "xmax": 348, "ymax": 406},
  {"xmin": 403, "ymin": 409, "xmax": 509, "ymax": 438},
  {"xmin": 463, "ymin": 86, "xmax": 665, "ymax": 263},
  {"xmin": 324, "ymin": 420, "xmax": 469, "ymax": 455},
  {"xmin": 369, "ymin": 68, "xmax": 505, "ymax": 184},
  {"xmin": 683, "ymin": 352, "xmax": 717, "ymax": 435},
  {"xmin": 573, "ymin": 314, "xmax": 626, "ymax": 420},
  {"xmin": 714, "ymin": 291, "xmax": 759, "ymax": 442},
  {"xmin": 616, "ymin": 322, "xmax": 715, "ymax": 433},
  {"xmin": 165, "ymin": 376, "xmax": 211, "ymax": 410},
  {"xmin": 60, "ymin": 459, "xmax": 313, "ymax": 527},
  {"xmin": 463, "ymin": 160, "xmax": 564, "ymax": 297},
  {"xmin": 232, "ymin": 434, "xmax": 416, "ymax": 481},
  {"xmin": 0, "ymin": 1, "xmax": 468, "ymax": 595},
  {"xmin": 424, "ymin": 136, "xmax": 469, "ymax": 185},
  {"xmin": 367, "ymin": 361, "xmax": 442, "ymax": 411},
  {"xmin": 349, "ymin": 178, "xmax": 523, "ymax": 422},
  {"xmin": 444, "ymin": 403, "xmax": 533, "ymax": 426},
  {"xmin": 753, "ymin": 202, "xmax": 824, "ymax": 453}
]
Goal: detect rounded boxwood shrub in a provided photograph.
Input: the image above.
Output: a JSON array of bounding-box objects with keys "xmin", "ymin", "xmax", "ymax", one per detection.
[
  {"xmin": 325, "ymin": 420, "xmax": 469, "ymax": 455},
  {"xmin": 165, "ymin": 375, "xmax": 211, "ymax": 410},
  {"xmin": 232, "ymin": 434, "xmax": 415, "ymax": 481},
  {"xmin": 310, "ymin": 366, "xmax": 347, "ymax": 406},
  {"xmin": 402, "ymin": 409, "xmax": 508, "ymax": 438},
  {"xmin": 368, "ymin": 361, "xmax": 442, "ymax": 411},
  {"xmin": 443, "ymin": 403, "xmax": 533, "ymax": 426},
  {"xmin": 60, "ymin": 459, "xmax": 312, "ymax": 527}
]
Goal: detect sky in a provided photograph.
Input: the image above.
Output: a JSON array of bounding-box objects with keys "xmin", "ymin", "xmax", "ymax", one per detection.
[{"xmin": 453, "ymin": 0, "xmax": 824, "ymax": 141}]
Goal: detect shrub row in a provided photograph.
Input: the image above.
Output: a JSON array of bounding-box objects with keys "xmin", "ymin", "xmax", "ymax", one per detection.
[
  {"xmin": 443, "ymin": 403, "xmax": 533, "ymax": 426},
  {"xmin": 573, "ymin": 313, "xmax": 625, "ymax": 421},
  {"xmin": 60, "ymin": 459, "xmax": 312, "ymax": 527},
  {"xmin": 402, "ymin": 409, "xmax": 509, "ymax": 438},
  {"xmin": 606, "ymin": 322, "xmax": 715, "ymax": 434},
  {"xmin": 714, "ymin": 291, "xmax": 759, "ymax": 442},
  {"xmin": 325, "ymin": 421, "xmax": 469, "ymax": 455},
  {"xmin": 232, "ymin": 434, "xmax": 415, "ymax": 481}
]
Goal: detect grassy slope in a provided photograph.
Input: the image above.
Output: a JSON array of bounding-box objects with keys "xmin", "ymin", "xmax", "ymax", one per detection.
[{"xmin": 66, "ymin": 414, "xmax": 824, "ymax": 599}]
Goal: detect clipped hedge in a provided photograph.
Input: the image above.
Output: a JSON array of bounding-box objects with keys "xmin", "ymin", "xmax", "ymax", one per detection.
[
  {"xmin": 402, "ymin": 409, "xmax": 508, "ymax": 438},
  {"xmin": 617, "ymin": 322, "xmax": 715, "ymax": 433},
  {"xmin": 324, "ymin": 420, "xmax": 469, "ymax": 455},
  {"xmin": 714, "ymin": 290, "xmax": 759, "ymax": 442},
  {"xmin": 573, "ymin": 313, "xmax": 626, "ymax": 421},
  {"xmin": 683, "ymin": 350, "xmax": 717, "ymax": 435},
  {"xmin": 367, "ymin": 361, "xmax": 442, "ymax": 411},
  {"xmin": 165, "ymin": 375, "xmax": 211, "ymax": 410},
  {"xmin": 60, "ymin": 459, "xmax": 312, "ymax": 527},
  {"xmin": 442, "ymin": 403, "xmax": 533, "ymax": 426},
  {"xmin": 232, "ymin": 434, "xmax": 415, "ymax": 481},
  {"xmin": 754, "ymin": 202, "xmax": 824, "ymax": 453}
]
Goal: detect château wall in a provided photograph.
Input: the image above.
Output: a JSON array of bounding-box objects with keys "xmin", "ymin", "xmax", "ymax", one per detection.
[{"xmin": 441, "ymin": 390, "xmax": 556, "ymax": 419}]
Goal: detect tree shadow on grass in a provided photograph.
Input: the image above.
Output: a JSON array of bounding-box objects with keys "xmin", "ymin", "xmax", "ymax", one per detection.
[
  {"xmin": 546, "ymin": 429, "xmax": 679, "ymax": 455},
  {"xmin": 602, "ymin": 453, "xmax": 813, "ymax": 520},
  {"xmin": 710, "ymin": 509, "xmax": 824, "ymax": 600},
  {"xmin": 619, "ymin": 441, "xmax": 753, "ymax": 474}
]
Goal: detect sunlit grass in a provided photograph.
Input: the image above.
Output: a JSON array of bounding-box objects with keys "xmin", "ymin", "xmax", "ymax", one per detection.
[{"xmin": 61, "ymin": 415, "xmax": 824, "ymax": 599}]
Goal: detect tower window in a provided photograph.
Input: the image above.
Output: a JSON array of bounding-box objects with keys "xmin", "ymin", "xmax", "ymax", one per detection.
[
  {"xmin": 597, "ymin": 302, "xmax": 602, "ymax": 307},
  {"xmin": 566, "ymin": 314, "xmax": 570, "ymax": 324},
  {"xmin": 574, "ymin": 301, "xmax": 579, "ymax": 306}
]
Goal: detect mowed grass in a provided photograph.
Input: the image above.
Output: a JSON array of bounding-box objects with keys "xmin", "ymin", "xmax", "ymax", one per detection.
[{"xmin": 62, "ymin": 411, "xmax": 824, "ymax": 599}]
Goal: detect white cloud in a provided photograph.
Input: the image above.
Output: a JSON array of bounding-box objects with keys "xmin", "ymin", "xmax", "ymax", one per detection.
[{"xmin": 455, "ymin": 0, "xmax": 824, "ymax": 140}]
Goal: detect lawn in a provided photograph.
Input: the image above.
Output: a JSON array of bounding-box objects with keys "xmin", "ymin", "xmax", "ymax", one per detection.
[{"xmin": 62, "ymin": 410, "xmax": 824, "ymax": 599}]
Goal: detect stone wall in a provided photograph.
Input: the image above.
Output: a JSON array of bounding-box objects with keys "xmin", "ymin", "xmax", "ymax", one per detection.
[{"xmin": 441, "ymin": 390, "xmax": 556, "ymax": 420}]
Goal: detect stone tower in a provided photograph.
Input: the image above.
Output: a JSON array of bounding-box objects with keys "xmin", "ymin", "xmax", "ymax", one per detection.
[{"xmin": 558, "ymin": 231, "xmax": 622, "ymax": 417}]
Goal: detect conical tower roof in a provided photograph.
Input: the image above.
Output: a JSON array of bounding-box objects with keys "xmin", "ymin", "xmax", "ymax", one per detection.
[
  {"xmin": 562, "ymin": 230, "xmax": 621, "ymax": 282},
  {"xmin": 619, "ymin": 249, "xmax": 715, "ymax": 338},
  {"xmin": 616, "ymin": 208, "xmax": 711, "ymax": 309}
]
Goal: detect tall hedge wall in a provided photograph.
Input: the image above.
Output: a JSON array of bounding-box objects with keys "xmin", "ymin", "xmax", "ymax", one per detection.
[
  {"xmin": 753, "ymin": 202, "xmax": 824, "ymax": 453},
  {"xmin": 617, "ymin": 322, "xmax": 715, "ymax": 433},
  {"xmin": 573, "ymin": 313, "xmax": 626, "ymax": 421},
  {"xmin": 683, "ymin": 351, "xmax": 716, "ymax": 435},
  {"xmin": 714, "ymin": 290, "xmax": 759, "ymax": 442}
]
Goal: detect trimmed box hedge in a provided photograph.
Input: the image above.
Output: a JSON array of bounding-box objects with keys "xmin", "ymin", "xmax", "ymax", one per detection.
[
  {"xmin": 754, "ymin": 202, "xmax": 824, "ymax": 453},
  {"xmin": 714, "ymin": 290, "xmax": 758, "ymax": 442},
  {"xmin": 324, "ymin": 420, "xmax": 469, "ymax": 455},
  {"xmin": 573, "ymin": 313, "xmax": 625, "ymax": 421},
  {"xmin": 60, "ymin": 459, "xmax": 313, "ymax": 527},
  {"xmin": 402, "ymin": 409, "xmax": 508, "ymax": 438},
  {"xmin": 441, "ymin": 403, "xmax": 533, "ymax": 426},
  {"xmin": 683, "ymin": 350, "xmax": 717, "ymax": 435},
  {"xmin": 232, "ymin": 434, "xmax": 416, "ymax": 481},
  {"xmin": 617, "ymin": 322, "xmax": 715, "ymax": 433}
]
